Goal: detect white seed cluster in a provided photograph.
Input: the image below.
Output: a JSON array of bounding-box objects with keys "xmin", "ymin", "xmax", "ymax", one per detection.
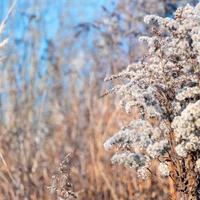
[
  {"xmin": 158, "ymin": 163, "xmax": 170, "ymax": 177},
  {"xmin": 111, "ymin": 152, "xmax": 150, "ymax": 169},
  {"xmin": 174, "ymin": 144, "xmax": 187, "ymax": 158},
  {"xmin": 195, "ymin": 159, "xmax": 200, "ymax": 173},
  {"xmin": 176, "ymin": 86, "xmax": 200, "ymax": 101},
  {"xmin": 146, "ymin": 139, "xmax": 169, "ymax": 158},
  {"xmin": 172, "ymin": 100, "xmax": 200, "ymax": 157},
  {"xmin": 111, "ymin": 152, "xmax": 150, "ymax": 179},
  {"xmin": 104, "ymin": 3, "xmax": 200, "ymax": 179}
]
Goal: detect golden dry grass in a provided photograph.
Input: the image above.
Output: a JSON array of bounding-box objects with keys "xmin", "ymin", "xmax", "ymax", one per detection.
[
  {"xmin": 0, "ymin": 91, "xmax": 173, "ymax": 199},
  {"xmin": 0, "ymin": 1, "xmax": 188, "ymax": 199}
]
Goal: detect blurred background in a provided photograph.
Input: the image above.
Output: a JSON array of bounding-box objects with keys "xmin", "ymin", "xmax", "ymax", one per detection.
[{"xmin": 0, "ymin": 0, "xmax": 199, "ymax": 199}]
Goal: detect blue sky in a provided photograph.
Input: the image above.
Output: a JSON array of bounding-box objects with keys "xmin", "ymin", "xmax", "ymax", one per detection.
[
  {"xmin": 0, "ymin": 0, "xmax": 111, "ymax": 39},
  {"xmin": 0, "ymin": 0, "xmax": 113, "ymax": 71},
  {"xmin": 0, "ymin": 0, "xmax": 116, "ymax": 99},
  {"xmin": 0, "ymin": 0, "xmax": 115, "ymax": 64}
]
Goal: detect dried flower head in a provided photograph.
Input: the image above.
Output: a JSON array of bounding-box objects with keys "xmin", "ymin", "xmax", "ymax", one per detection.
[
  {"xmin": 104, "ymin": 3, "xmax": 200, "ymax": 189},
  {"xmin": 158, "ymin": 162, "xmax": 170, "ymax": 177},
  {"xmin": 48, "ymin": 154, "xmax": 77, "ymax": 200}
]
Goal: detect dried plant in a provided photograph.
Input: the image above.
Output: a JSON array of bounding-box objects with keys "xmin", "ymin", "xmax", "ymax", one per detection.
[
  {"xmin": 49, "ymin": 154, "xmax": 77, "ymax": 200},
  {"xmin": 0, "ymin": 1, "xmax": 199, "ymax": 200},
  {"xmin": 104, "ymin": 3, "xmax": 200, "ymax": 200}
]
